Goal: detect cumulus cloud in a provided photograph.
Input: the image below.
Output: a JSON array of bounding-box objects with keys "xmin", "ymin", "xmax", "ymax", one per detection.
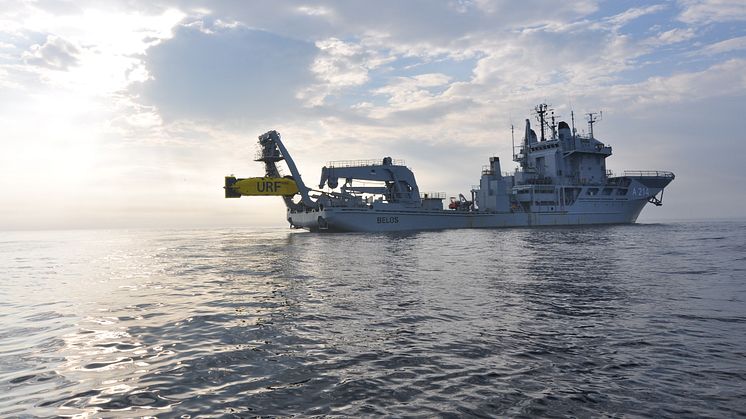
[
  {"xmin": 135, "ymin": 21, "xmax": 318, "ymax": 122},
  {"xmin": 22, "ymin": 35, "xmax": 79, "ymax": 70},
  {"xmin": 298, "ymin": 37, "xmax": 394, "ymax": 106},
  {"xmin": 372, "ymin": 73, "xmax": 452, "ymax": 112}
]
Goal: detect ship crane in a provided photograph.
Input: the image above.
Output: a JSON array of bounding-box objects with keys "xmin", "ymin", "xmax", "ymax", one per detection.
[
  {"xmin": 223, "ymin": 105, "xmax": 675, "ymax": 232},
  {"xmin": 223, "ymin": 130, "xmax": 314, "ymax": 212},
  {"xmin": 448, "ymin": 194, "xmax": 472, "ymax": 211}
]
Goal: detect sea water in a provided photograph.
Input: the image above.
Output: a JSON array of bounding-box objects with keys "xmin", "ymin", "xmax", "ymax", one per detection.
[{"xmin": 1, "ymin": 221, "xmax": 745, "ymax": 417}]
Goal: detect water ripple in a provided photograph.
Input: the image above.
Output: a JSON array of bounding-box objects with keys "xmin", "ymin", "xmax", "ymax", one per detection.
[{"xmin": 0, "ymin": 223, "xmax": 745, "ymax": 416}]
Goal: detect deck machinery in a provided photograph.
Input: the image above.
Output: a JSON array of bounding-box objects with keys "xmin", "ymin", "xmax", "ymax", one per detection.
[{"xmin": 225, "ymin": 105, "xmax": 674, "ymax": 232}]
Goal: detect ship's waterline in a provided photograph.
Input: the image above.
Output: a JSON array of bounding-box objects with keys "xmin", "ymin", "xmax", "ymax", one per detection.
[{"xmin": 287, "ymin": 202, "xmax": 651, "ymax": 232}]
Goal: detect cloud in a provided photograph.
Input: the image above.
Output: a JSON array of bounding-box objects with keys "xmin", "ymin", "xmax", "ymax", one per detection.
[
  {"xmin": 21, "ymin": 34, "xmax": 79, "ymax": 70},
  {"xmin": 468, "ymin": 24, "xmax": 640, "ymax": 95},
  {"xmin": 677, "ymin": 0, "xmax": 746, "ymax": 24},
  {"xmin": 608, "ymin": 58, "xmax": 746, "ymax": 105},
  {"xmin": 298, "ymin": 37, "xmax": 394, "ymax": 106},
  {"xmin": 135, "ymin": 20, "xmax": 318, "ymax": 122},
  {"xmin": 653, "ymin": 27, "xmax": 697, "ymax": 45},
  {"xmin": 5, "ymin": 0, "xmax": 746, "ymax": 228},
  {"xmin": 122, "ymin": 2, "xmax": 621, "ymax": 127},
  {"xmin": 121, "ymin": 1, "xmax": 599, "ymax": 56},
  {"xmin": 696, "ymin": 35, "xmax": 746, "ymax": 55},
  {"xmin": 605, "ymin": 4, "xmax": 668, "ymax": 28},
  {"xmin": 367, "ymin": 73, "xmax": 453, "ymax": 116}
]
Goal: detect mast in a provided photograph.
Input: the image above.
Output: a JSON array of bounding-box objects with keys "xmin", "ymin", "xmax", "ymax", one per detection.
[
  {"xmin": 586, "ymin": 111, "xmax": 601, "ymax": 139},
  {"xmin": 511, "ymin": 124, "xmax": 515, "ymax": 158},
  {"xmin": 535, "ymin": 104, "xmax": 547, "ymax": 141},
  {"xmin": 571, "ymin": 110, "xmax": 576, "ymax": 139},
  {"xmin": 520, "ymin": 118, "xmax": 531, "ymax": 169},
  {"xmin": 534, "ymin": 103, "xmax": 556, "ymax": 141}
]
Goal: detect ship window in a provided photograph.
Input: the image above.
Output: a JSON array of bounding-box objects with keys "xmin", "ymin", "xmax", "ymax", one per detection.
[
  {"xmin": 602, "ymin": 188, "xmax": 613, "ymax": 195},
  {"xmin": 587, "ymin": 188, "xmax": 599, "ymax": 196},
  {"xmin": 617, "ymin": 189, "xmax": 628, "ymax": 195}
]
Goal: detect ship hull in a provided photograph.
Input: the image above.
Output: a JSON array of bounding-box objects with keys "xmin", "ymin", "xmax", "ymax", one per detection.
[
  {"xmin": 288, "ymin": 197, "xmax": 650, "ymax": 232},
  {"xmin": 231, "ymin": 127, "xmax": 674, "ymax": 233}
]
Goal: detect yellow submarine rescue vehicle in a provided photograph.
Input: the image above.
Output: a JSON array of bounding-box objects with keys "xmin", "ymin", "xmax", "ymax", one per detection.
[{"xmin": 224, "ymin": 176, "xmax": 299, "ymax": 198}]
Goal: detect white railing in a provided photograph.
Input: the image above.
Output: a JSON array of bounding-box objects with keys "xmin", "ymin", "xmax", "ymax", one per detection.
[
  {"xmin": 326, "ymin": 159, "xmax": 405, "ymax": 168},
  {"xmin": 624, "ymin": 170, "xmax": 675, "ymax": 178}
]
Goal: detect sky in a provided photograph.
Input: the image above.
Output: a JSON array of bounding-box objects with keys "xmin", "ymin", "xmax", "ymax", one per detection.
[{"xmin": 1, "ymin": 0, "xmax": 745, "ymax": 230}]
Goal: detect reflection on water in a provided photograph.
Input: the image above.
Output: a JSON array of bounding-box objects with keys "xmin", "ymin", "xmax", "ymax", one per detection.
[{"xmin": 1, "ymin": 223, "xmax": 745, "ymax": 416}]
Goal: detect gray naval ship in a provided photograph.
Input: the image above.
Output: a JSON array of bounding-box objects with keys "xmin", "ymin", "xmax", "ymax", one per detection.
[{"xmin": 225, "ymin": 104, "xmax": 674, "ymax": 232}]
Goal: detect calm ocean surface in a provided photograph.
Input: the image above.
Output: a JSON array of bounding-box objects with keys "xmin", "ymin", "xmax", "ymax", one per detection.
[{"xmin": 1, "ymin": 221, "xmax": 745, "ymax": 417}]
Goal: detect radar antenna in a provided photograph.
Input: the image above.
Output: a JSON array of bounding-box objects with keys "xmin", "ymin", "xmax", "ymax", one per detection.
[
  {"xmin": 586, "ymin": 110, "xmax": 602, "ymax": 139},
  {"xmin": 533, "ymin": 103, "xmax": 553, "ymax": 142}
]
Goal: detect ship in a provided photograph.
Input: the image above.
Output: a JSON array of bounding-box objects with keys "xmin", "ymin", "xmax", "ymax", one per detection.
[{"xmin": 225, "ymin": 104, "xmax": 674, "ymax": 232}]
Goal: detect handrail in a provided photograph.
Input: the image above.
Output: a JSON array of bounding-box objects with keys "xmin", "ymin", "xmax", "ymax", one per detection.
[
  {"xmin": 623, "ymin": 170, "xmax": 675, "ymax": 178},
  {"xmin": 512, "ymin": 185, "xmax": 557, "ymax": 193},
  {"xmin": 327, "ymin": 159, "xmax": 405, "ymax": 168}
]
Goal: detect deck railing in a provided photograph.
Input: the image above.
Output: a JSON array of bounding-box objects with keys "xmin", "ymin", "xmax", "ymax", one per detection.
[
  {"xmin": 326, "ymin": 159, "xmax": 405, "ymax": 168},
  {"xmin": 623, "ymin": 170, "xmax": 675, "ymax": 178}
]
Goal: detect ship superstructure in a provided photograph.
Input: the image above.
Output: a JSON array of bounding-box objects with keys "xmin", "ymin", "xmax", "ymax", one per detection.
[{"xmin": 225, "ymin": 105, "xmax": 674, "ymax": 232}]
